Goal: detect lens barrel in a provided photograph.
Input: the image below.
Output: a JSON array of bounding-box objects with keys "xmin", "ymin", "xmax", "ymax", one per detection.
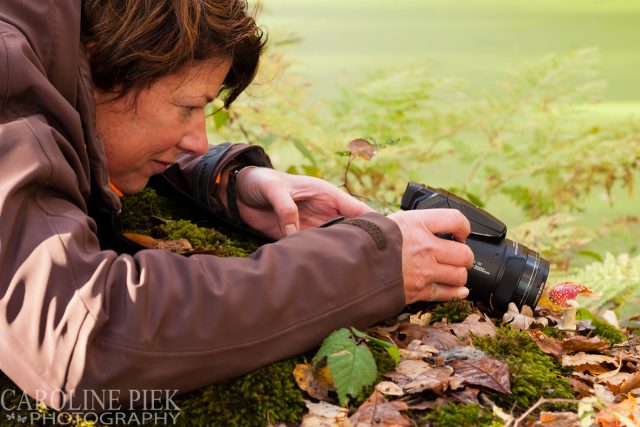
[{"xmin": 466, "ymin": 236, "xmax": 549, "ymax": 312}]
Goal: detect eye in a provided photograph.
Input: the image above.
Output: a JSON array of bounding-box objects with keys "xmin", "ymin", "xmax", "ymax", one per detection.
[{"xmin": 185, "ymin": 106, "xmax": 200, "ymax": 114}]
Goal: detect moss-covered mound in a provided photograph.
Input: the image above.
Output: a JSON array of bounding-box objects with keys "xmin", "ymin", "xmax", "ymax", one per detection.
[{"xmin": 472, "ymin": 327, "xmax": 575, "ymax": 410}]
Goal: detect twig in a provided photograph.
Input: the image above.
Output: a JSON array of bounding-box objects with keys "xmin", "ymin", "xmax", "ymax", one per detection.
[
  {"xmin": 513, "ymin": 398, "xmax": 581, "ymax": 427},
  {"xmin": 342, "ymin": 154, "xmax": 354, "ymax": 195}
]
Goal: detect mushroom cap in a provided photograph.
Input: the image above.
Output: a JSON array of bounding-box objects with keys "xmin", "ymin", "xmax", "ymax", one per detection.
[{"xmin": 547, "ymin": 281, "xmax": 594, "ymax": 309}]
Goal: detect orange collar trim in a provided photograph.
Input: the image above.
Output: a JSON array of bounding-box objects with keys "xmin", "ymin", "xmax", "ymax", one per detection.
[{"xmin": 109, "ymin": 182, "xmax": 124, "ymax": 198}]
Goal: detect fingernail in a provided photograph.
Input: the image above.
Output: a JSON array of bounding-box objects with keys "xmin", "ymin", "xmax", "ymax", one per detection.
[
  {"xmin": 458, "ymin": 287, "xmax": 469, "ymax": 298},
  {"xmin": 284, "ymin": 224, "xmax": 297, "ymax": 236}
]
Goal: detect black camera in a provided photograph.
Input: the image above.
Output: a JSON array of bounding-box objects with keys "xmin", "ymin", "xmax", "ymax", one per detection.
[{"xmin": 401, "ymin": 182, "xmax": 549, "ymax": 312}]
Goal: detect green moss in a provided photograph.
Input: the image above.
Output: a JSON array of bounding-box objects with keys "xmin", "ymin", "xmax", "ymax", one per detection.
[
  {"xmin": 472, "ymin": 327, "xmax": 575, "ymax": 410},
  {"xmin": 541, "ymin": 325, "xmax": 565, "ymax": 339},
  {"xmin": 576, "ymin": 308, "xmax": 626, "ymax": 344},
  {"xmin": 430, "ymin": 298, "xmax": 474, "ymax": 324},
  {"xmin": 173, "ymin": 357, "xmax": 306, "ymax": 426},
  {"xmin": 163, "ymin": 220, "xmax": 256, "ymax": 256},
  {"xmin": 117, "ymin": 188, "xmax": 178, "ymax": 234},
  {"xmin": 117, "ymin": 188, "xmax": 260, "ymax": 256},
  {"xmin": 418, "ymin": 403, "xmax": 502, "ymax": 427}
]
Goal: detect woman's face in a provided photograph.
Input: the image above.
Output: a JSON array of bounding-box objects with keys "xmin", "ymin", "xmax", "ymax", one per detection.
[{"xmin": 94, "ymin": 58, "xmax": 231, "ymax": 194}]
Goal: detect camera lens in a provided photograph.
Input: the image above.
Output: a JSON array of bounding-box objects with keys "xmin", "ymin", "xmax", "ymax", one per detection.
[{"xmin": 465, "ymin": 237, "xmax": 549, "ymax": 312}]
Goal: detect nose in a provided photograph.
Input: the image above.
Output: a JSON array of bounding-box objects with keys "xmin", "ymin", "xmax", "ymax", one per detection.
[{"xmin": 178, "ymin": 111, "xmax": 209, "ymax": 156}]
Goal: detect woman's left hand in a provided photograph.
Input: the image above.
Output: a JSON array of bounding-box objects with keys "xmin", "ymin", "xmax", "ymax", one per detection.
[{"xmin": 234, "ymin": 167, "xmax": 374, "ymax": 239}]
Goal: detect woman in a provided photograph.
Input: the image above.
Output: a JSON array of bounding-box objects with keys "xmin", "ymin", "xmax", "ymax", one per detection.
[{"xmin": 0, "ymin": 0, "xmax": 473, "ymax": 410}]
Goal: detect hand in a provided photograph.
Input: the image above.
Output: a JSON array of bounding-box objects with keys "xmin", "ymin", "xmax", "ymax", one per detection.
[
  {"xmin": 234, "ymin": 167, "xmax": 374, "ymax": 239},
  {"xmin": 387, "ymin": 209, "xmax": 474, "ymax": 304}
]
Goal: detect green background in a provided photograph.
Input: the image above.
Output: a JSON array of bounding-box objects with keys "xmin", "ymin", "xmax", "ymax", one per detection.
[
  {"xmin": 255, "ymin": 0, "xmax": 640, "ymax": 257},
  {"xmin": 260, "ymin": 0, "xmax": 640, "ymax": 114}
]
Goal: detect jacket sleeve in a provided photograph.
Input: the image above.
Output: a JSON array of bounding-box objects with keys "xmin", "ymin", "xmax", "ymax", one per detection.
[
  {"xmin": 0, "ymin": 115, "xmax": 406, "ymax": 410},
  {"xmin": 163, "ymin": 142, "xmax": 273, "ymax": 219}
]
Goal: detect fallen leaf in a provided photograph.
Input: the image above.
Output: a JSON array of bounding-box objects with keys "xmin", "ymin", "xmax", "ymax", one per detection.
[
  {"xmin": 567, "ymin": 377, "xmax": 592, "ymax": 398},
  {"xmin": 529, "ymin": 329, "xmax": 565, "ymax": 359},
  {"xmin": 123, "ymin": 233, "xmax": 193, "ymax": 253},
  {"xmin": 409, "ymin": 311, "xmax": 431, "ymax": 327},
  {"xmin": 619, "ymin": 370, "xmax": 640, "ymax": 394},
  {"xmin": 393, "ymin": 324, "xmax": 458, "ymax": 351},
  {"xmin": 398, "ymin": 339, "xmax": 439, "ymax": 361},
  {"xmin": 562, "ymin": 352, "xmax": 619, "ymax": 374},
  {"xmin": 405, "ymin": 396, "xmax": 455, "ymax": 411},
  {"xmin": 349, "ymin": 391, "xmax": 410, "ymax": 427},
  {"xmin": 406, "ymin": 339, "xmax": 437, "ymax": 353},
  {"xmin": 536, "ymin": 411, "xmax": 579, "ymax": 426},
  {"xmin": 375, "ymin": 381, "xmax": 404, "ymax": 397},
  {"xmin": 450, "ymin": 356, "xmax": 511, "ymax": 394},
  {"xmin": 561, "ymin": 335, "xmax": 609, "ymax": 353},
  {"xmin": 384, "ymin": 360, "xmax": 453, "ymax": 395},
  {"xmin": 595, "ymin": 394, "xmax": 640, "ymax": 426},
  {"xmin": 449, "ymin": 313, "xmax": 497, "ymax": 337},
  {"xmin": 347, "ymin": 138, "xmax": 377, "ymax": 160},
  {"xmin": 593, "ymin": 383, "xmax": 617, "ymax": 407},
  {"xmin": 503, "ymin": 303, "xmax": 547, "ymax": 331},
  {"xmin": 302, "ymin": 400, "xmax": 351, "ymax": 427},
  {"xmin": 294, "ymin": 363, "xmax": 334, "ymax": 402}
]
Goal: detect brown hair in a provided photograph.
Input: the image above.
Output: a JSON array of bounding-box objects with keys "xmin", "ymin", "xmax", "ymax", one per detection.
[{"xmin": 81, "ymin": 0, "xmax": 266, "ymax": 107}]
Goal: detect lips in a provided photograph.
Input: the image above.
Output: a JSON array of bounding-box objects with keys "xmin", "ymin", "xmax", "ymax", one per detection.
[{"xmin": 151, "ymin": 160, "xmax": 174, "ymax": 173}]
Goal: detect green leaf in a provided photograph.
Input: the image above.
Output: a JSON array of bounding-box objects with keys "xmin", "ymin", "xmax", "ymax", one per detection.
[
  {"xmin": 351, "ymin": 327, "xmax": 399, "ymax": 365},
  {"xmin": 313, "ymin": 328, "xmax": 378, "ymax": 406},
  {"xmin": 312, "ymin": 329, "xmax": 352, "ymax": 370},
  {"xmin": 576, "ymin": 250, "xmax": 604, "ymax": 263},
  {"xmin": 212, "ymin": 110, "xmax": 229, "ymax": 129},
  {"xmin": 327, "ymin": 343, "xmax": 377, "ymax": 407}
]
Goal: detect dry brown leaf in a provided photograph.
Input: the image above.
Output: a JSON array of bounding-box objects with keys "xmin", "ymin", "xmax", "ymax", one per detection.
[
  {"xmin": 529, "ymin": 329, "xmax": 565, "ymax": 359},
  {"xmin": 375, "ymin": 381, "xmax": 404, "ymax": 397},
  {"xmin": 349, "ymin": 391, "xmax": 410, "ymax": 427},
  {"xmin": 347, "ymin": 138, "xmax": 377, "ymax": 160},
  {"xmin": 384, "ymin": 360, "xmax": 453, "ymax": 395},
  {"xmin": 450, "ymin": 356, "xmax": 511, "ymax": 394},
  {"xmin": 393, "ymin": 324, "xmax": 458, "ymax": 350},
  {"xmin": 294, "ymin": 363, "xmax": 334, "ymax": 402},
  {"xmin": 403, "ymin": 366, "xmax": 454, "ymax": 394},
  {"xmin": 593, "ymin": 383, "xmax": 617, "ymax": 407},
  {"xmin": 561, "ymin": 335, "xmax": 609, "ymax": 353},
  {"xmin": 302, "ymin": 400, "xmax": 351, "ymax": 427},
  {"xmin": 123, "ymin": 233, "xmax": 193, "ymax": 253},
  {"xmin": 595, "ymin": 394, "xmax": 640, "ymax": 426},
  {"xmin": 449, "ymin": 313, "xmax": 497, "ymax": 337},
  {"xmin": 535, "ymin": 411, "xmax": 579, "ymax": 426},
  {"xmin": 405, "ymin": 396, "xmax": 455, "ymax": 411},
  {"xmin": 567, "ymin": 377, "xmax": 592, "ymax": 398},
  {"xmin": 619, "ymin": 370, "xmax": 640, "ymax": 394},
  {"xmin": 503, "ymin": 303, "xmax": 548, "ymax": 331},
  {"xmin": 562, "ymin": 352, "xmax": 619, "ymax": 375},
  {"xmin": 409, "ymin": 311, "xmax": 431, "ymax": 327}
]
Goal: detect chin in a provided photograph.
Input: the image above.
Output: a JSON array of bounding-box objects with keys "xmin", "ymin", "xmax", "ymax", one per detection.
[{"xmin": 116, "ymin": 177, "xmax": 150, "ymax": 195}]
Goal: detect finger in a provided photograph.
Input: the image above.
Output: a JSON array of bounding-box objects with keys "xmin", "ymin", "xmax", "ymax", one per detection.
[
  {"xmin": 434, "ymin": 238, "xmax": 475, "ymax": 268},
  {"xmin": 332, "ymin": 188, "xmax": 375, "ymax": 217},
  {"xmin": 418, "ymin": 209, "xmax": 471, "ymax": 242},
  {"xmin": 415, "ymin": 283, "xmax": 469, "ymax": 302},
  {"xmin": 263, "ymin": 186, "xmax": 300, "ymax": 236},
  {"xmin": 425, "ymin": 263, "xmax": 469, "ymax": 287}
]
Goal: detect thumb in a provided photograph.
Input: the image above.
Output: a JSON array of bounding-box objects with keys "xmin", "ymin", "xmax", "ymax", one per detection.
[{"xmin": 264, "ymin": 186, "xmax": 300, "ymax": 236}]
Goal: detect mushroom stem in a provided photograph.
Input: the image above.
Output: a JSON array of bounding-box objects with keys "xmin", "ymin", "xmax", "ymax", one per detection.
[{"xmin": 558, "ymin": 300, "xmax": 580, "ymax": 331}]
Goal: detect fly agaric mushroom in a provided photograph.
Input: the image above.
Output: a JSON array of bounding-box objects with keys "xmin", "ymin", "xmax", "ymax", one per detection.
[
  {"xmin": 538, "ymin": 281, "xmax": 595, "ymax": 312},
  {"xmin": 538, "ymin": 282, "xmax": 595, "ymax": 331}
]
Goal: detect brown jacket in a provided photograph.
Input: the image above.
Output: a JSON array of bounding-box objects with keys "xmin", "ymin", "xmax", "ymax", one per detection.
[{"xmin": 0, "ymin": 0, "xmax": 405, "ymax": 410}]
